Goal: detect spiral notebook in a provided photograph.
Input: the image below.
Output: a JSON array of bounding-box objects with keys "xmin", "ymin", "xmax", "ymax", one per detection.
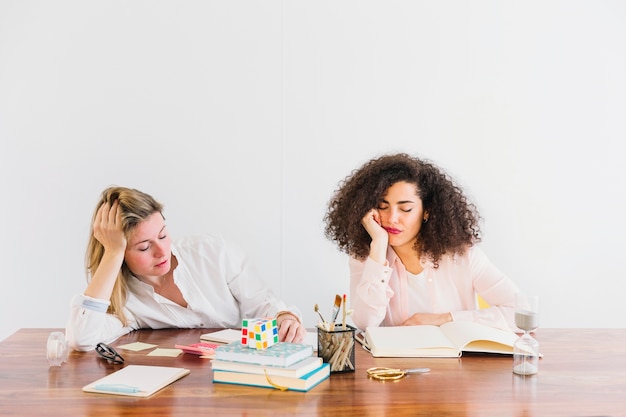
[{"xmin": 83, "ymin": 365, "xmax": 190, "ymax": 397}]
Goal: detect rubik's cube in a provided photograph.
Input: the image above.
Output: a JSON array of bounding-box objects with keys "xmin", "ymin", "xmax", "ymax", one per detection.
[{"xmin": 241, "ymin": 318, "xmax": 279, "ymax": 350}]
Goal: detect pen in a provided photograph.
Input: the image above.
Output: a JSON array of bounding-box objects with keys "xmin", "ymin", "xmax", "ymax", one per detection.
[
  {"xmin": 94, "ymin": 383, "xmax": 141, "ymax": 393},
  {"xmin": 342, "ymin": 294, "xmax": 347, "ymax": 329}
]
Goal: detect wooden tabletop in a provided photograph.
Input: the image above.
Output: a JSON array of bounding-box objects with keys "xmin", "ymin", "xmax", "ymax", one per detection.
[{"xmin": 1, "ymin": 328, "xmax": 625, "ymax": 416}]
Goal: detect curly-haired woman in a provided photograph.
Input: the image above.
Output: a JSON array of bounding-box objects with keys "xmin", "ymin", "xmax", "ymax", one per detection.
[{"xmin": 324, "ymin": 153, "xmax": 520, "ymax": 331}]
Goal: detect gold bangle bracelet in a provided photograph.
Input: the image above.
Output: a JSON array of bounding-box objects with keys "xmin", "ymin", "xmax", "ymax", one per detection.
[{"xmin": 275, "ymin": 310, "xmax": 301, "ymax": 324}]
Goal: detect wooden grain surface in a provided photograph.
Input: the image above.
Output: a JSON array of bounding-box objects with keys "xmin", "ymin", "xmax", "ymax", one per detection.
[{"xmin": 1, "ymin": 328, "xmax": 625, "ymax": 416}]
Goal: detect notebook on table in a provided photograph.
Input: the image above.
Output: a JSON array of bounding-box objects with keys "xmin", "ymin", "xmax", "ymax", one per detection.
[{"xmin": 83, "ymin": 365, "xmax": 190, "ymax": 397}]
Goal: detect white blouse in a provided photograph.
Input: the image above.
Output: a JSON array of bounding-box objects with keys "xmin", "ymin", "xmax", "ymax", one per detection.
[{"xmin": 66, "ymin": 234, "xmax": 298, "ymax": 351}]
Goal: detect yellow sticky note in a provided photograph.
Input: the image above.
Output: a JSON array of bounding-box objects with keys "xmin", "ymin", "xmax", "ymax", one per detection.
[
  {"xmin": 117, "ymin": 342, "xmax": 158, "ymax": 352},
  {"xmin": 148, "ymin": 348, "xmax": 183, "ymax": 357}
]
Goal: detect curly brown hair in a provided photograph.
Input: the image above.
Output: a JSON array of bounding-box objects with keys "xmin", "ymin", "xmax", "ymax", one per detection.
[{"xmin": 323, "ymin": 153, "xmax": 481, "ymax": 266}]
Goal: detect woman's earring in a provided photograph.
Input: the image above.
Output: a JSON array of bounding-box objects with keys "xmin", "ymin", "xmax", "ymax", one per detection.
[{"xmin": 423, "ymin": 216, "xmax": 429, "ymax": 224}]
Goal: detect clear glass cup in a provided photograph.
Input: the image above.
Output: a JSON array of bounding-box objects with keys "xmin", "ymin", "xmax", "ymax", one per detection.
[
  {"xmin": 513, "ymin": 294, "xmax": 539, "ymax": 375},
  {"xmin": 47, "ymin": 331, "xmax": 69, "ymax": 367}
]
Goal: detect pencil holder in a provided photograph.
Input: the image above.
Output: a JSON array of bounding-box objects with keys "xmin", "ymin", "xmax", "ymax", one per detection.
[{"xmin": 317, "ymin": 324, "xmax": 356, "ymax": 373}]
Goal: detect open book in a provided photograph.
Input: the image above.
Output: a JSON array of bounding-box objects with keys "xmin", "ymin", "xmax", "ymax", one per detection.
[{"xmin": 365, "ymin": 321, "xmax": 519, "ymax": 358}]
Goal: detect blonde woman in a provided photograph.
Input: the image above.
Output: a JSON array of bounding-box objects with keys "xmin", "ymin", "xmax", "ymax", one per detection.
[{"xmin": 66, "ymin": 186, "xmax": 305, "ymax": 351}]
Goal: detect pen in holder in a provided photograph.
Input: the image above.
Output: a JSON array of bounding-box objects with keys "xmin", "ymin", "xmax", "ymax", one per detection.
[{"xmin": 317, "ymin": 324, "xmax": 356, "ymax": 373}]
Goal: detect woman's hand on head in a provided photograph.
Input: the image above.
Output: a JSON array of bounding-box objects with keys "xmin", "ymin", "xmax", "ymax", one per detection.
[
  {"xmin": 361, "ymin": 209, "xmax": 389, "ymax": 264},
  {"xmin": 402, "ymin": 312, "xmax": 453, "ymax": 327},
  {"xmin": 277, "ymin": 313, "xmax": 307, "ymax": 343},
  {"xmin": 361, "ymin": 209, "xmax": 389, "ymax": 242},
  {"xmin": 93, "ymin": 200, "xmax": 127, "ymax": 253},
  {"xmin": 85, "ymin": 200, "xmax": 128, "ymax": 299}
]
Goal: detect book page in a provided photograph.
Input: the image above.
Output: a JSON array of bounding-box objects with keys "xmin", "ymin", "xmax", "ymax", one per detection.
[
  {"xmin": 201, "ymin": 329, "xmax": 241, "ymax": 344},
  {"xmin": 366, "ymin": 325, "xmax": 459, "ymax": 357},
  {"xmin": 440, "ymin": 321, "xmax": 518, "ymax": 354}
]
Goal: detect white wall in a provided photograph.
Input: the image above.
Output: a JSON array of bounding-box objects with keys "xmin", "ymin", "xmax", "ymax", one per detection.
[{"xmin": 1, "ymin": 1, "xmax": 625, "ymax": 342}]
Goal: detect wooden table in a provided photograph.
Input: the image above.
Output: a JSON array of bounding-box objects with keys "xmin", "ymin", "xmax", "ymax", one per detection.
[{"xmin": 1, "ymin": 328, "xmax": 625, "ymax": 416}]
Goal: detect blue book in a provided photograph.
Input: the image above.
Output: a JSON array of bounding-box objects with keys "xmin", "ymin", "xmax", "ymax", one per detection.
[
  {"xmin": 212, "ymin": 362, "xmax": 330, "ymax": 392},
  {"xmin": 212, "ymin": 356, "xmax": 323, "ymax": 378},
  {"xmin": 214, "ymin": 341, "xmax": 313, "ymax": 367}
]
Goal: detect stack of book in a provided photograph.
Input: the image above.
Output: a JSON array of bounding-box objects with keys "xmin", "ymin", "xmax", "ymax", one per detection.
[{"xmin": 212, "ymin": 341, "xmax": 329, "ymax": 392}]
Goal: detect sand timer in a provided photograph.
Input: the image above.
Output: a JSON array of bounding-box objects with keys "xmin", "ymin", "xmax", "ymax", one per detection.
[{"xmin": 513, "ymin": 294, "xmax": 539, "ymax": 375}]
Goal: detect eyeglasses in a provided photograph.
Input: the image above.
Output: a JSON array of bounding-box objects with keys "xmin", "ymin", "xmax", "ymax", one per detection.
[{"xmin": 96, "ymin": 343, "xmax": 125, "ymax": 364}]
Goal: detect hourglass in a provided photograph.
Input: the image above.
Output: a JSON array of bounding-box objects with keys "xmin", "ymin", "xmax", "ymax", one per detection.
[{"xmin": 513, "ymin": 294, "xmax": 539, "ymax": 375}]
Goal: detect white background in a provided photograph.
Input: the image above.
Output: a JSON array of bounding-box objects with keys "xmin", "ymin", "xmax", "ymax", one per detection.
[{"xmin": 1, "ymin": 1, "xmax": 625, "ymax": 342}]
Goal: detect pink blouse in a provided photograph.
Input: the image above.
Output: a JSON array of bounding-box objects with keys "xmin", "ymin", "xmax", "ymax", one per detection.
[{"xmin": 349, "ymin": 245, "xmax": 519, "ymax": 331}]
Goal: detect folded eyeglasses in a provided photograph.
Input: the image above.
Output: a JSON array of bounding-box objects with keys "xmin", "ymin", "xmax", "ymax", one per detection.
[{"xmin": 96, "ymin": 342, "xmax": 125, "ymax": 364}]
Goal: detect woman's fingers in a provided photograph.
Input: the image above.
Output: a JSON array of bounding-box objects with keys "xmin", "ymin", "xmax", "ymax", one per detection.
[{"xmin": 93, "ymin": 200, "xmax": 126, "ymax": 252}]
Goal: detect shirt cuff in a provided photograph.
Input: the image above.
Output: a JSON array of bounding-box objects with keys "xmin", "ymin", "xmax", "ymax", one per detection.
[
  {"xmin": 79, "ymin": 294, "xmax": 110, "ymax": 313},
  {"xmin": 363, "ymin": 256, "xmax": 393, "ymax": 285}
]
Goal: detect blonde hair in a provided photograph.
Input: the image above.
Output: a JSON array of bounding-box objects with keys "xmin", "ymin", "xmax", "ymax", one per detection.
[{"xmin": 85, "ymin": 186, "xmax": 164, "ymax": 326}]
